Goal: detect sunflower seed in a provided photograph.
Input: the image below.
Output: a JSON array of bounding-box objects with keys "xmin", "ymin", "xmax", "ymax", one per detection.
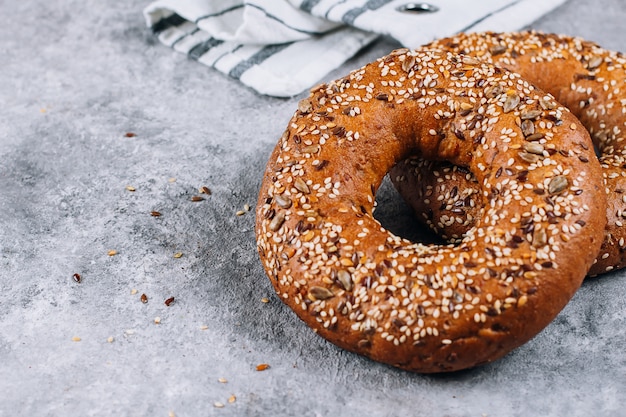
[
  {"xmin": 520, "ymin": 109, "xmax": 542, "ymax": 120},
  {"xmin": 587, "ymin": 56, "xmax": 603, "ymax": 70},
  {"xmin": 523, "ymin": 142, "xmax": 545, "ymax": 155},
  {"xmin": 533, "ymin": 228, "xmax": 547, "ymax": 247},
  {"xmin": 503, "ymin": 94, "xmax": 520, "ymax": 113},
  {"xmin": 548, "ymin": 175, "xmax": 568, "ymax": 194},
  {"xmin": 402, "ymin": 55, "xmax": 416, "ymax": 73},
  {"xmin": 274, "ymin": 194, "xmax": 292, "ymax": 209},
  {"xmin": 294, "ymin": 178, "xmax": 310, "ymax": 194},
  {"xmin": 462, "ymin": 56, "xmax": 480, "ymax": 65},
  {"xmin": 336, "ymin": 270, "xmax": 354, "ymax": 291},
  {"xmin": 519, "ymin": 151, "xmax": 539, "ymax": 164},
  {"xmin": 525, "ymin": 133, "xmax": 545, "ymax": 141},
  {"xmin": 269, "ymin": 211, "xmax": 285, "ymax": 231},
  {"xmin": 539, "ymin": 98, "xmax": 556, "ymax": 110},
  {"xmin": 300, "ymin": 144, "xmax": 320, "ymax": 154},
  {"xmin": 309, "ymin": 286, "xmax": 334, "ymax": 300},
  {"xmin": 298, "ymin": 99, "xmax": 313, "ymax": 114},
  {"xmin": 490, "ymin": 45, "xmax": 507, "ymax": 56},
  {"xmin": 485, "ymin": 84, "xmax": 503, "ymax": 98},
  {"xmin": 521, "ymin": 120, "xmax": 535, "ymax": 137}
]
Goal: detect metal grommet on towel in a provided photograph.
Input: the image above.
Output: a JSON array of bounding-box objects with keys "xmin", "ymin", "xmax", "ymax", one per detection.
[{"xmin": 396, "ymin": 3, "xmax": 439, "ymax": 13}]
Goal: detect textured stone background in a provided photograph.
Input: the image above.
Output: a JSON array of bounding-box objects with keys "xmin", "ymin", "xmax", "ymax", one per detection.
[{"xmin": 1, "ymin": 1, "xmax": 625, "ymax": 416}]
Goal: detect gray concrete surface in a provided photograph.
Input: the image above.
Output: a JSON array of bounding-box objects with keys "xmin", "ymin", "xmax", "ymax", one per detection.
[{"xmin": 1, "ymin": 1, "xmax": 625, "ymax": 416}]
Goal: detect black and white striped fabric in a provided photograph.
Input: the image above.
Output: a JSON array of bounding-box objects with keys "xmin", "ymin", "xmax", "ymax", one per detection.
[{"xmin": 144, "ymin": 0, "xmax": 567, "ymax": 97}]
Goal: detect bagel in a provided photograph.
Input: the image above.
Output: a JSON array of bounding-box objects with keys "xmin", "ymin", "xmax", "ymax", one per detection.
[
  {"xmin": 255, "ymin": 48, "xmax": 606, "ymax": 372},
  {"xmin": 390, "ymin": 31, "xmax": 626, "ymax": 276}
]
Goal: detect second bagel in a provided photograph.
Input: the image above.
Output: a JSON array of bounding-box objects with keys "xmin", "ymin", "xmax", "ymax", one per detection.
[{"xmin": 391, "ymin": 31, "xmax": 626, "ymax": 276}]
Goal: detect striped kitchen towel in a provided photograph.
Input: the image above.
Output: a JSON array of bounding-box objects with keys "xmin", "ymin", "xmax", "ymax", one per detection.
[{"xmin": 144, "ymin": 0, "xmax": 568, "ymax": 97}]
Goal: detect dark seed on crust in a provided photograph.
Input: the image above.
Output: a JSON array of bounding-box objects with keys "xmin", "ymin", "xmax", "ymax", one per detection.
[
  {"xmin": 574, "ymin": 73, "xmax": 596, "ymax": 81},
  {"xmin": 332, "ymin": 126, "xmax": 346, "ymax": 137},
  {"xmin": 454, "ymin": 128, "xmax": 465, "ymax": 140},
  {"xmin": 315, "ymin": 160, "xmax": 329, "ymax": 170}
]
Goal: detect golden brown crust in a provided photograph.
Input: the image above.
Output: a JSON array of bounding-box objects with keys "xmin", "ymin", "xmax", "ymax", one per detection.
[
  {"xmin": 390, "ymin": 31, "xmax": 626, "ymax": 276},
  {"xmin": 256, "ymin": 48, "xmax": 606, "ymax": 373}
]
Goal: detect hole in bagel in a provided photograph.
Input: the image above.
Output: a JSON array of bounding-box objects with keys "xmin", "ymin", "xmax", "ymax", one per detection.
[{"xmin": 373, "ymin": 176, "xmax": 446, "ymax": 245}]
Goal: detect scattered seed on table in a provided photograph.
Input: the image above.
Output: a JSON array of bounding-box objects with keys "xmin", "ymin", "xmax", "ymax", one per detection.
[
  {"xmin": 228, "ymin": 395, "xmax": 236, "ymax": 404},
  {"xmin": 261, "ymin": 297, "xmax": 269, "ymax": 303},
  {"xmin": 173, "ymin": 252, "xmax": 183, "ymax": 259},
  {"xmin": 108, "ymin": 250, "xmax": 117, "ymax": 256},
  {"xmin": 199, "ymin": 186, "xmax": 211, "ymax": 195},
  {"xmin": 200, "ymin": 325, "xmax": 208, "ymax": 330},
  {"xmin": 140, "ymin": 293, "xmax": 148, "ymax": 303},
  {"xmin": 154, "ymin": 317, "xmax": 161, "ymax": 324},
  {"xmin": 72, "ymin": 273, "xmax": 81, "ymax": 283},
  {"xmin": 124, "ymin": 132, "xmax": 136, "ymax": 138},
  {"xmin": 218, "ymin": 377, "xmax": 228, "ymax": 383},
  {"xmin": 130, "ymin": 289, "xmax": 138, "ymax": 295},
  {"xmin": 236, "ymin": 210, "xmax": 245, "ymax": 216},
  {"xmin": 244, "ymin": 204, "xmax": 250, "ymax": 211},
  {"xmin": 125, "ymin": 185, "xmax": 136, "ymax": 192},
  {"xmin": 107, "ymin": 336, "xmax": 114, "ymax": 343},
  {"xmin": 256, "ymin": 363, "xmax": 270, "ymax": 371},
  {"xmin": 150, "ymin": 211, "xmax": 161, "ymax": 217},
  {"xmin": 214, "ymin": 402, "xmax": 224, "ymax": 409},
  {"xmin": 72, "ymin": 336, "xmax": 81, "ymax": 342},
  {"xmin": 164, "ymin": 296, "xmax": 175, "ymax": 306},
  {"xmin": 191, "ymin": 196, "xmax": 205, "ymax": 202}
]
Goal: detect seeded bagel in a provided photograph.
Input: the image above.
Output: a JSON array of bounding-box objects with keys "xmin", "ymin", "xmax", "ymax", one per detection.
[
  {"xmin": 391, "ymin": 31, "xmax": 626, "ymax": 276},
  {"xmin": 255, "ymin": 48, "xmax": 606, "ymax": 372}
]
